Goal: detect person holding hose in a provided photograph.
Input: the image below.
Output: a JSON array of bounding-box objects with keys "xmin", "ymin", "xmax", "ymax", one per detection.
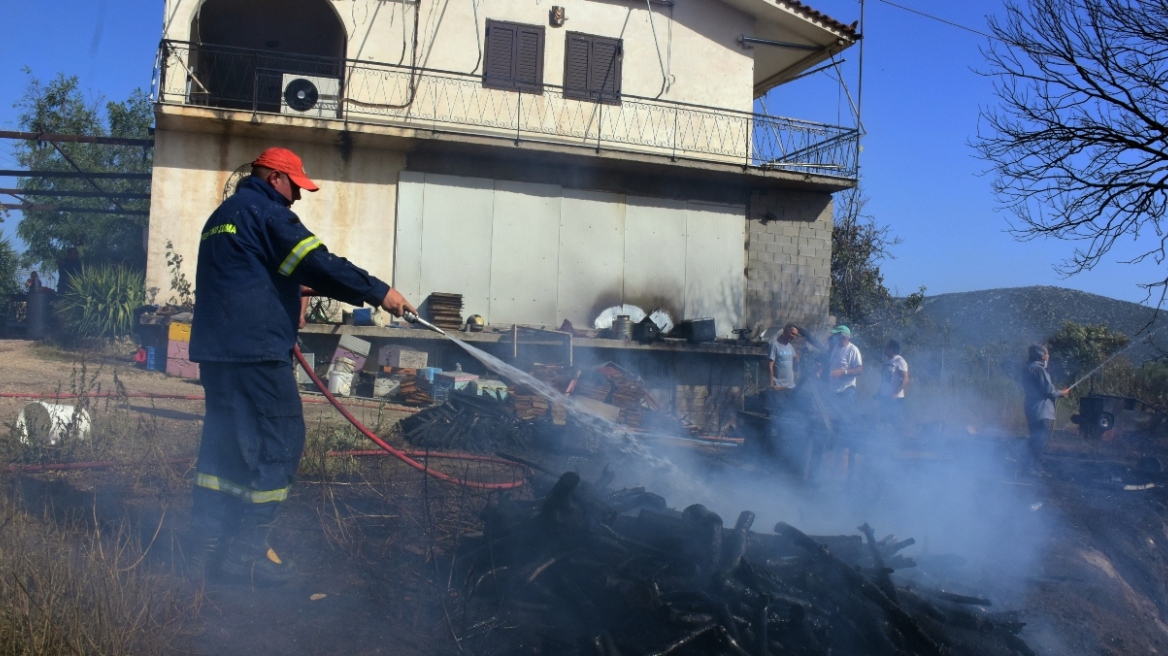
[
  {"xmin": 1021, "ymin": 344, "xmax": 1068, "ymax": 474},
  {"xmin": 188, "ymin": 147, "xmax": 415, "ymax": 585}
]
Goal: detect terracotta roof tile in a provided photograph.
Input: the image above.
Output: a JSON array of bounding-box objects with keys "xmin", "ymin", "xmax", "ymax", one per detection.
[{"xmin": 779, "ymin": 0, "xmax": 859, "ymax": 38}]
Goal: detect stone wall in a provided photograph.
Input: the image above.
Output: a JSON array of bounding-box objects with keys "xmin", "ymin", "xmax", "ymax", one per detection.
[{"xmin": 744, "ymin": 190, "xmax": 834, "ymax": 333}]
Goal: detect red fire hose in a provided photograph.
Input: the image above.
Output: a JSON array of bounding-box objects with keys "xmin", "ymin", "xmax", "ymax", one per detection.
[
  {"xmin": 0, "ymin": 391, "xmax": 417, "ymax": 412},
  {"xmin": 292, "ymin": 346, "xmax": 526, "ymax": 490},
  {"xmin": 2, "ymin": 450, "xmax": 519, "ymax": 474},
  {"xmin": 2, "ymin": 356, "xmax": 527, "ymax": 489}
]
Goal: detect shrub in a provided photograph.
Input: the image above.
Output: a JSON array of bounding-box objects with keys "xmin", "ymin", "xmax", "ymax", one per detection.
[
  {"xmin": 55, "ymin": 264, "xmax": 145, "ymax": 340},
  {"xmin": 0, "ymin": 231, "xmax": 19, "ymax": 296}
]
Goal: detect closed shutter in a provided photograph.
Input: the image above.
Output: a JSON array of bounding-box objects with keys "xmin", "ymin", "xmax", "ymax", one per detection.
[
  {"xmin": 591, "ymin": 37, "xmax": 621, "ymax": 103},
  {"xmin": 484, "ymin": 21, "xmax": 516, "ymax": 88},
  {"xmin": 483, "ymin": 20, "xmax": 544, "ymax": 93},
  {"xmin": 515, "ymin": 25, "xmax": 545, "ymax": 92},
  {"xmin": 563, "ymin": 33, "xmax": 622, "ymax": 104},
  {"xmin": 564, "ymin": 34, "xmax": 591, "ymax": 100}
]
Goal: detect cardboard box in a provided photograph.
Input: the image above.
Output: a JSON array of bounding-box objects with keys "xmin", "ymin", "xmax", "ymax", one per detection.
[
  {"xmin": 168, "ymin": 321, "xmax": 192, "ymax": 342},
  {"xmin": 378, "ymin": 345, "xmax": 428, "ymax": 369},
  {"xmin": 334, "ymin": 335, "xmax": 371, "ymax": 372}
]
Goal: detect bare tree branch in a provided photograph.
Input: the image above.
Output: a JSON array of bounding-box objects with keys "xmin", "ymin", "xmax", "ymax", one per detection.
[{"xmin": 975, "ymin": 0, "xmax": 1168, "ymax": 304}]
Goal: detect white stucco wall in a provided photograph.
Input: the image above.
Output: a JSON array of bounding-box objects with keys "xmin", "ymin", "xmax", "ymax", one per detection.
[
  {"xmin": 146, "ymin": 128, "xmax": 403, "ymax": 301},
  {"xmin": 161, "ymin": 0, "xmax": 757, "ymax": 113},
  {"xmin": 393, "ymin": 172, "xmax": 746, "ymax": 334}
]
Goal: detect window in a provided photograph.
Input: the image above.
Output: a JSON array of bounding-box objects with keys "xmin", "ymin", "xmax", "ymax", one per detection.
[
  {"xmin": 563, "ymin": 32, "xmax": 622, "ymax": 104},
  {"xmin": 483, "ymin": 20, "xmax": 545, "ymax": 93}
]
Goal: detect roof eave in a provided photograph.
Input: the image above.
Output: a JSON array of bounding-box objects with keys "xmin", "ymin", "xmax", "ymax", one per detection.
[{"xmin": 752, "ymin": 36, "xmax": 855, "ymax": 96}]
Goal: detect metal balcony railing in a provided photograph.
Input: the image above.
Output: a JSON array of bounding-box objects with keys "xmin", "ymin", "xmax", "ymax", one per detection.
[{"xmin": 154, "ymin": 40, "xmax": 857, "ymax": 179}]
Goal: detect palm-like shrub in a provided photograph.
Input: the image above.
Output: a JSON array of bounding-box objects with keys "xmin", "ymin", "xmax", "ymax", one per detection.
[{"xmin": 55, "ymin": 265, "xmax": 144, "ymax": 340}]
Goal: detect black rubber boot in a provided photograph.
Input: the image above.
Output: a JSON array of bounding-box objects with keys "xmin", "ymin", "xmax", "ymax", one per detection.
[
  {"xmin": 219, "ymin": 521, "xmax": 298, "ymax": 586},
  {"xmin": 184, "ymin": 519, "xmax": 225, "ymax": 580}
]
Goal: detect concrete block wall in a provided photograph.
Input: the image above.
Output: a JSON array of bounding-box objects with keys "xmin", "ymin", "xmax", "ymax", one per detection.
[{"xmin": 744, "ymin": 189, "xmax": 834, "ymax": 333}]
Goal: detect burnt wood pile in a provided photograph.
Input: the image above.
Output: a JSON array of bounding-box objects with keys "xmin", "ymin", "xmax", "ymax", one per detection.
[
  {"xmin": 455, "ymin": 471, "xmax": 1036, "ymax": 656},
  {"xmin": 399, "ymin": 391, "xmax": 543, "ymax": 452}
]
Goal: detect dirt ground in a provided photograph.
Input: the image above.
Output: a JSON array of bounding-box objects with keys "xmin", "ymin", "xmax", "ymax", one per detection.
[{"xmin": 1, "ymin": 339, "xmax": 1167, "ymax": 655}]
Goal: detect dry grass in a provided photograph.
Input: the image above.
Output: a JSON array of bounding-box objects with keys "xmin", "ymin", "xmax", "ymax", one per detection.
[
  {"xmin": 0, "ymin": 489, "xmax": 191, "ymax": 656},
  {"xmin": 0, "ymin": 356, "xmax": 200, "ymax": 655}
]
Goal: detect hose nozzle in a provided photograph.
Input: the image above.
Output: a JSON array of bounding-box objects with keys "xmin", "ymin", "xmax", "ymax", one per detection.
[{"xmin": 403, "ymin": 310, "xmax": 447, "ymax": 336}]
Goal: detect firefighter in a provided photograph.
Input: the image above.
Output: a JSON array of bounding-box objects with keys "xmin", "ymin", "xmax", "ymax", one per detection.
[{"xmin": 187, "ymin": 147, "xmax": 415, "ymax": 585}]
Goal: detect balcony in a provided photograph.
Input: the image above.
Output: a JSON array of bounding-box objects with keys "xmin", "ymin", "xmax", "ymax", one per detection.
[{"xmin": 154, "ymin": 40, "xmax": 857, "ymax": 181}]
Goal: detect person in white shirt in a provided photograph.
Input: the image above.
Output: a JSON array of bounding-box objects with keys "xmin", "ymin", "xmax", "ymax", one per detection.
[
  {"xmin": 827, "ymin": 325, "xmax": 863, "ymax": 405},
  {"xmin": 768, "ymin": 324, "xmax": 800, "ymax": 391},
  {"xmin": 878, "ymin": 339, "xmax": 909, "ymax": 430},
  {"xmin": 765, "ymin": 324, "xmax": 801, "ymax": 416}
]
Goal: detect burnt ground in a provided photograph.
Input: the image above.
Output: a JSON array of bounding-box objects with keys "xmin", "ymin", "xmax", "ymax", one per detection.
[{"xmin": 1, "ymin": 340, "xmax": 1168, "ymax": 655}]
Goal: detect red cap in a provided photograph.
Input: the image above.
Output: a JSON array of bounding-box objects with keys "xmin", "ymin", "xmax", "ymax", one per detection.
[{"xmin": 252, "ymin": 147, "xmax": 319, "ymax": 192}]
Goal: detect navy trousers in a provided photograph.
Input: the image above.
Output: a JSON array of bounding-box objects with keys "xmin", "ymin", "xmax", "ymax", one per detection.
[
  {"xmin": 1027, "ymin": 418, "xmax": 1053, "ymax": 462},
  {"xmin": 191, "ymin": 360, "xmax": 306, "ymax": 533}
]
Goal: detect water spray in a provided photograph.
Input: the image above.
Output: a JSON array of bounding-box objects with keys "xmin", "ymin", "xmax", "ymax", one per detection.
[{"xmin": 1066, "ymin": 338, "xmax": 1145, "ymax": 391}]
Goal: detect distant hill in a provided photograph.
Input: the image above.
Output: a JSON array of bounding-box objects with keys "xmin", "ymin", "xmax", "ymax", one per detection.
[{"xmin": 916, "ymin": 286, "xmax": 1167, "ymax": 364}]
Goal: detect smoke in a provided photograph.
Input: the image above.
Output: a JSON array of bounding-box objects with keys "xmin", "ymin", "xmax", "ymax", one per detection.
[
  {"xmin": 579, "ymin": 342, "xmax": 1055, "ymax": 605},
  {"xmin": 448, "ymin": 325, "xmax": 1056, "ymax": 605}
]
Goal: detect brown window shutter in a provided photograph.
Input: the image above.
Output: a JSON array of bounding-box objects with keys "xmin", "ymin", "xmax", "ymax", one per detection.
[
  {"xmin": 563, "ymin": 32, "xmax": 622, "ymax": 104},
  {"xmin": 515, "ymin": 25, "xmax": 545, "ymax": 93},
  {"xmin": 564, "ymin": 34, "xmax": 591, "ymax": 100},
  {"xmin": 590, "ymin": 37, "xmax": 621, "ymax": 103},
  {"xmin": 484, "ymin": 21, "xmax": 517, "ymax": 90},
  {"xmin": 483, "ymin": 20, "xmax": 544, "ymax": 93}
]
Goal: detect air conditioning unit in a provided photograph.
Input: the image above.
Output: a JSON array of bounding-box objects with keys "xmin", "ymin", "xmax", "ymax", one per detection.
[{"xmin": 280, "ymin": 74, "xmax": 341, "ymax": 118}]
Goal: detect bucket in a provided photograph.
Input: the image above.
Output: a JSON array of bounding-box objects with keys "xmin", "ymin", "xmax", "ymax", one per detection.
[
  {"xmin": 15, "ymin": 402, "xmax": 91, "ymax": 445},
  {"xmin": 333, "ymin": 356, "xmax": 356, "ymax": 374},
  {"xmin": 352, "ymin": 308, "xmax": 388, "ymax": 327},
  {"xmin": 612, "ymin": 315, "xmax": 633, "ymax": 341},
  {"xmin": 328, "ymin": 370, "xmax": 354, "ymax": 396}
]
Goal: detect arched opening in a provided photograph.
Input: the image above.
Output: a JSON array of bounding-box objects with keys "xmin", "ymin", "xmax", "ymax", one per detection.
[{"xmin": 190, "ymin": 0, "xmax": 346, "ymax": 114}]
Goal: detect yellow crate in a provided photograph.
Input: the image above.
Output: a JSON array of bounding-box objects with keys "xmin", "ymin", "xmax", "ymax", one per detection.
[{"xmin": 168, "ymin": 321, "xmax": 192, "ymax": 342}]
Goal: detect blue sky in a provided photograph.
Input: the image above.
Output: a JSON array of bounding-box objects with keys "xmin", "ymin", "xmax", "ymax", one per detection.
[{"xmin": 0, "ymin": 0, "xmax": 1161, "ymax": 304}]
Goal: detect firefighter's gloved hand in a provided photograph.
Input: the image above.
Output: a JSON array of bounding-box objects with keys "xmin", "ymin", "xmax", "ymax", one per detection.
[{"xmin": 380, "ymin": 288, "xmax": 415, "ymax": 318}]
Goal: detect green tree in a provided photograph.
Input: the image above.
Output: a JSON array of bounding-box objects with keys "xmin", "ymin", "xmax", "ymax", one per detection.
[
  {"xmin": 12, "ymin": 72, "xmax": 152, "ymax": 271},
  {"xmin": 830, "ymin": 188, "xmax": 925, "ymax": 338},
  {"xmin": 0, "ymin": 231, "xmax": 20, "ymax": 297},
  {"xmin": 1046, "ymin": 320, "xmax": 1130, "ymax": 382}
]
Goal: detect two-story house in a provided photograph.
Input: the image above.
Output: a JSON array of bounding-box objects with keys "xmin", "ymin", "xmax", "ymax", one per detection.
[{"xmin": 149, "ymin": 0, "xmax": 857, "ymax": 337}]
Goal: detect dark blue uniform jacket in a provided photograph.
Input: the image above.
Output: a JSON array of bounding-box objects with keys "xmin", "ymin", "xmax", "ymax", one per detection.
[{"xmin": 190, "ymin": 176, "xmax": 391, "ymax": 363}]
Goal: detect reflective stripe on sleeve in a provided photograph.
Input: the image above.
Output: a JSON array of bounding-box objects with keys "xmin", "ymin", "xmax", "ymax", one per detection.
[
  {"xmin": 195, "ymin": 472, "xmax": 289, "ymax": 504},
  {"xmin": 278, "ymin": 235, "xmax": 323, "ymax": 276}
]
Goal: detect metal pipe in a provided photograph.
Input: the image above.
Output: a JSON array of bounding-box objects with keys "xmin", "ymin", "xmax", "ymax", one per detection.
[
  {"xmin": 738, "ymin": 36, "xmax": 824, "ymax": 52},
  {"xmin": 403, "ymin": 309, "xmax": 447, "ymax": 336},
  {"xmin": 0, "ymin": 130, "xmax": 155, "ymax": 147}
]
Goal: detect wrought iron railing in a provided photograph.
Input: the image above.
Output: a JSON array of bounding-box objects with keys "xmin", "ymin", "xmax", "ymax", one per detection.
[{"xmin": 155, "ymin": 40, "xmax": 857, "ymax": 178}]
